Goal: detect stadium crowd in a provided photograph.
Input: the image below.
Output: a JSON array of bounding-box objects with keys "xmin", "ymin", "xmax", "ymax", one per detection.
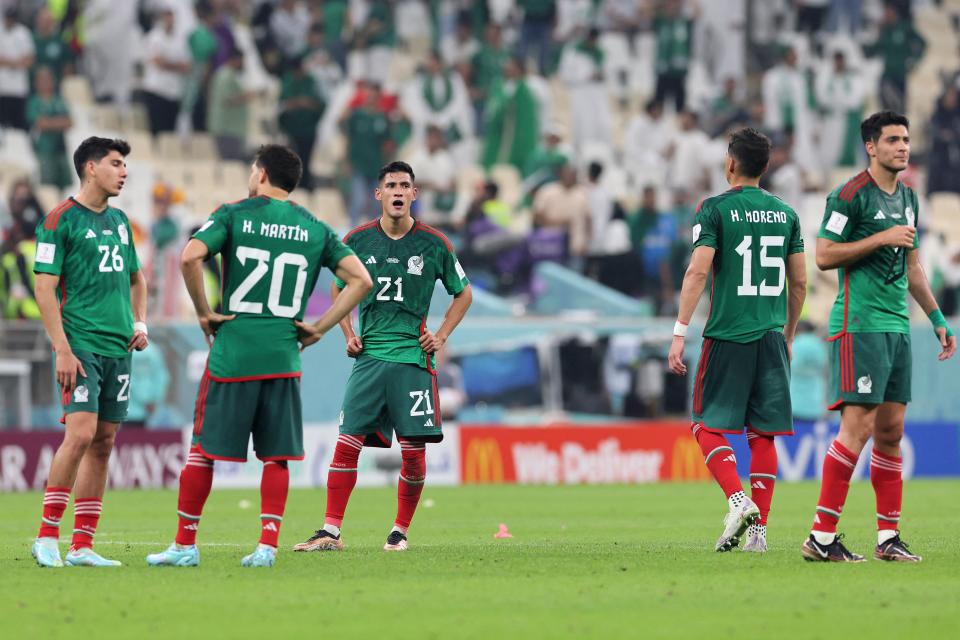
[{"xmin": 2, "ymin": 0, "xmax": 960, "ymax": 321}]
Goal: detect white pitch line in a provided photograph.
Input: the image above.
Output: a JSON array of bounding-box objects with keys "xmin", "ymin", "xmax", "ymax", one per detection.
[{"xmin": 24, "ymin": 538, "xmax": 245, "ymax": 548}]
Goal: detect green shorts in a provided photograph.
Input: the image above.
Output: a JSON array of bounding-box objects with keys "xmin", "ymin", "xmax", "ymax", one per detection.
[
  {"xmin": 691, "ymin": 331, "xmax": 793, "ymax": 436},
  {"xmin": 339, "ymin": 355, "xmax": 442, "ymax": 447},
  {"xmin": 828, "ymin": 332, "xmax": 911, "ymax": 409},
  {"xmin": 59, "ymin": 350, "xmax": 131, "ymax": 423},
  {"xmin": 191, "ymin": 370, "xmax": 304, "ymax": 461}
]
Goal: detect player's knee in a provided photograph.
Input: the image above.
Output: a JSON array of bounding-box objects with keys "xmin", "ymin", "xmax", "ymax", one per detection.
[
  {"xmin": 62, "ymin": 425, "xmax": 96, "ymax": 454},
  {"xmin": 89, "ymin": 431, "xmax": 117, "ymax": 460}
]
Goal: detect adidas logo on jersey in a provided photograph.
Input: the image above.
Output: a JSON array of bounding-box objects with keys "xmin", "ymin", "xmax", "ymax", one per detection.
[
  {"xmin": 365, "ymin": 256, "xmax": 377, "ymax": 264},
  {"xmin": 424, "ymin": 418, "xmax": 434, "ymax": 427},
  {"xmin": 85, "ymin": 229, "xmax": 97, "ymax": 239},
  {"xmin": 262, "ymin": 522, "xmax": 278, "ymax": 532},
  {"xmin": 874, "ymin": 210, "xmax": 886, "ymax": 220}
]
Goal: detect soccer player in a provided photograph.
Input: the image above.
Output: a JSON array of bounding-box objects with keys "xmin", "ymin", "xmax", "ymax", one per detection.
[
  {"xmin": 31, "ymin": 137, "xmax": 149, "ymax": 567},
  {"xmin": 801, "ymin": 112, "xmax": 956, "ymax": 563},
  {"xmin": 293, "ymin": 160, "xmax": 472, "ymax": 553},
  {"xmin": 668, "ymin": 128, "xmax": 807, "ymax": 553},
  {"xmin": 146, "ymin": 145, "xmax": 371, "ymax": 568}
]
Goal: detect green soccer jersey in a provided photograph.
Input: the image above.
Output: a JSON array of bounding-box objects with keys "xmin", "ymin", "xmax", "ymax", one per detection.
[
  {"xmin": 693, "ymin": 186, "xmax": 804, "ymax": 343},
  {"xmin": 193, "ymin": 196, "xmax": 355, "ymax": 380},
  {"xmin": 33, "ymin": 198, "xmax": 142, "ymax": 357},
  {"xmin": 336, "ymin": 219, "xmax": 469, "ymax": 370},
  {"xmin": 817, "ymin": 170, "xmax": 920, "ymax": 336}
]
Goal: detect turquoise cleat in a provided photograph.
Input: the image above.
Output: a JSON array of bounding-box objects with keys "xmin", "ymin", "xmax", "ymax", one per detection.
[
  {"xmin": 241, "ymin": 544, "xmax": 277, "ymax": 568},
  {"xmin": 146, "ymin": 543, "xmax": 200, "ymax": 567},
  {"xmin": 64, "ymin": 547, "xmax": 122, "ymax": 567},
  {"xmin": 32, "ymin": 537, "xmax": 64, "ymax": 568}
]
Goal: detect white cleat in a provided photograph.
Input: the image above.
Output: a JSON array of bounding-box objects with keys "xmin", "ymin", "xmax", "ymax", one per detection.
[
  {"xmin": 742, "ymin": 525, "xmax": 767, "ymax": 553},
  {"xmin": 715, "ymin": 497, "xmax": 760, "ymax": 552}
]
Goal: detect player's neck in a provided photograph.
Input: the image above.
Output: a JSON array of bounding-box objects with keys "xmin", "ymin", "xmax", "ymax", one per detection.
[
  {"xmin": 74, "ymin": 184, "xmax": 109, "ymax": 212},
  {"xmin": 728, "ymin": 176, "xmax": 760, "ymax": 190},
  {"xmin": 867, "ymin": 165, "xmax": 899, "ymax": 195},
  {"xmin": 380, "ymin": 214, "xmax": 414, "ymax": 239},
  {"xmin": 255, "ymin": 186, "xmax": 290, "ymax": 200}
]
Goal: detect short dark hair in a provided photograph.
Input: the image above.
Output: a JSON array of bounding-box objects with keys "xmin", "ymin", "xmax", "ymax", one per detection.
[
  {"xmin": 588, "ymin": 161, "xmax": 603, "ymax": 181},
  {"xmin": 254, "ymin": 144, "xmax": 302, "ymax": 192},
  {"xmin": 378, "ymin": 161, "xmax": 415, "ymax": 183},
  {"xmin": 727, "ymin": 127, "xmax": 771, "ymax": 178},
  {"xmin": 73, "ymin": 137, "xmax": 131, "ymax": 179},
  {"xmin": 860, "ymin": 111, "xmax": 910, "ymax": 144}
]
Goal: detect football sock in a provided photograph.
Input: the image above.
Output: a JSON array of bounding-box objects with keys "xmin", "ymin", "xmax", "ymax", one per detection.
[
  {"xmin": 325, "ymin": 435, "xmax": 363, "ymax": 529},
  {"xmin": 811, "ymin": 439, "xmax": 858, "ymax": 540},
  {"xmin": 38, "ymin": 485, "xmax": 71, "ymax": 539},
  {"xmin": 692, "ymin": 424, "xmax": 742, "ymax": 498},
  {"xmin": 394, "ymin": 440, "xmax": 427, "ymax": 532},
  {"xmin": 878, "ymin": 529, "xmax": 898, "ymax": 545},
  {"xmin": 747, "ymin": 523, "xmax": 766, "ymax": 538},
  {"xmin": 871, "ymin": 448, "xmax": 903, "ymax": 537},
  {"xmin": 70, "ymin": 497, "xmax": 103, "ymax": 550},
  {"xmin": 728, "ymin": 490, "xmax": 748, "ymax": 510},
  {"xmin": 747, "ymin": 433, "xmax": 777, "ymax": 526},
  {"xmin": 259, "ymin": 461, "xmax": 289, "ymax": 548},
  {"xmin": 175, "ymin": 446, "xmax": 214, "ymax": 546}
]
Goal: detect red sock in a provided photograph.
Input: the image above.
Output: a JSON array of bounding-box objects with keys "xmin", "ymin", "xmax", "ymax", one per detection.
[
  {"xmin": 812, "ymin": 439, "xmax": 859, "ymax": 534},
  {"xmin": 871, "ymin": 448, "xmax": 903, "ymax": 533},
  {"xmin": 395, "ymin": 440, "xmax": 426, "ymax": 532},
  {"xmin": 259, "ymin": 461, "xmax": 289, "ymax": 548},
  {"xmin": 325, "ymin": 435, "xmax": 363, "ymax": 528},
  {"xmin": 175, "ymin": 447, "xmax": 214, "ymax": 546},
  {"xmin": 38, "ymin": 486, "xmax": 71, "ymax": 539},
  {"xmin": 747, "ymin": 433, "xmax": 777, "ymax": 526},
  {"xmin": 692, "ymin": 424, "xmax": 742, "ymax": 498},
  {"xmin": 70, "ymin": 498, "xmax": 103, "ymax": 550}
]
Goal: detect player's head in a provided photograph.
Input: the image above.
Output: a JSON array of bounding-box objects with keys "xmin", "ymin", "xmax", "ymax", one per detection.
[
  {"xmin": 375, "ymin": 161, "xmax": 417, "ymax": 220},
  {"xmin": 73, "ymin": 137, "xmax": 130, "ymax": 196},
  {"xmin": 725, "ymin": 127, "xmax": 771, "ymax": 182},
  {"xmin": 249, "ymin": 144, "xmax": 302, "ymax": 196},
  {"xmin": 861, "ymin": 111, "xmax": 910, "ymax": 174}
]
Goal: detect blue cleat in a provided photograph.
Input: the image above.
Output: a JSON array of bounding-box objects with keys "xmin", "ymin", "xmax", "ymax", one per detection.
[
  {"xmin": 241, "ymin": 544, "xmax": 277, "ymax": 567},
  {"xmin": 32, "ymin": 537, "xmax": 63, "ymax": 568},
  {"xmin": 146, "ymin": 543, "xmax": 200, "ymax": 567},
  {"xmin": 64, "ymin": 547, "xmax": 122, "ymax": 567}
]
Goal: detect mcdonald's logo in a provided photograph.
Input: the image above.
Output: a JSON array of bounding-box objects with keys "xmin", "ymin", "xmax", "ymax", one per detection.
[
  {"xmin": 670, "ymin": 436, "xmax": 711, "ymax": 481},
  {"xmin": 463, "ymin": 438, "xmax": 505, "ymax": 483}
]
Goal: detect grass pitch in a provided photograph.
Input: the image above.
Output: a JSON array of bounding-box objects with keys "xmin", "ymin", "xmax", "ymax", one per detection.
[{"xmin": 2, "ymin": 481, "xmax": 958, "ymax": 639}]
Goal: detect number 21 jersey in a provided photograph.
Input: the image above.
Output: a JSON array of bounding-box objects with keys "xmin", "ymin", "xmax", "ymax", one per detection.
[
  {"xmin": 192, "ymin": 196, "xmax": 355, "ymax": 379},
  {"xmin": 693, "ymin": 186, "xmax": 804, "ymax": 343}
]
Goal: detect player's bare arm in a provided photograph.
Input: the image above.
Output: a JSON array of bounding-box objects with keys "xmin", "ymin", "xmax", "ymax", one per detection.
[
  {"xmin": 35, "ymin": 272, "xmax": 87, "ymax": 392},
  {"xmin": 330, "ymin": 282, "xmax": 364, "ymax": 356},
  {"xmin": 127, "ymin": 269, "xmax": 149, "ymax": 352},
  {"xmin": 783, "ymin": 252, "xmax": 807, "ymax": 359},
  {"xmin": 420, "ymin": 284, "xmax": 473, "ymax": 355},
  {"xmin": 180, "ymin": 238, "xmax": 236, "ymax": 346},
  {"xmin": 815, "ymin": 225, "xmax": 915, "ymax": 271},
  {"xmin": 296, "ymin": 255, "xmax": 372, "ymax": 350},
  {"xmin": 668, "ymin": 245, "xmax": 715, "ymax": 375},
  {"xmin": 905, "ymin": 249, "xmax": 957, "ymax": 361}
]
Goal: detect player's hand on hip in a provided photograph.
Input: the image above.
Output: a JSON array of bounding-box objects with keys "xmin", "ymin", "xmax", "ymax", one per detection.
[
  {"xmin": 419, "ymin": 329, "xmax": 444, "ymax": 354},
  {"xmin": 199, "ymin": 312, "xmax": 236, "ymax": 347},
  {"xmin": 880, "ymin": 225, "xmax": 916, "ymax": 248},
  {"xmin": 345, "ymin": 336, "xmax": 364, "ymax": 357},
  {"xmin": 936, "ymin": 328, "xmax": 957, "ymax": 361},
  {"xmin": 127, "ymin": 330, "xmax": 149, "ymax": 352},
  {"xmin": 668, "ymin": 336, "xmax": 687, "ymax": 375},
  {"xmin": 55, "ymin": 348, "xmax": 86, "ymax": 393},
  {"xmin": 294, "ymin": 320, "xmax": 325, "ymax": 351}
]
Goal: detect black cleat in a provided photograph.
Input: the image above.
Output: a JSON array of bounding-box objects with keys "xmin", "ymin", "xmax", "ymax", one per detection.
[
  {"xmin": 292, "ymin": 529, "xmax": 343, "ymax": 551},
  {"xmin": 875, "ymin": 532, "xmax": 922, "ymax": 562},
  {"xmin": 384, "ymin": 530, "xmax": 408, "ymax": 551},
  {"xmin": 801, "ymin": 533, "xmax": 866, "ymax": 563}
]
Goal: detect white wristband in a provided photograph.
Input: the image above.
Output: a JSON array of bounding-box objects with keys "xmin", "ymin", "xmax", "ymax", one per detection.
[
  {"xmin": 673, "ymin": 321, "xmax": 688, "ymax": 337},
  {"xmin": 134, "ymin": 321, "xmax": 148, "ymax": 335}
]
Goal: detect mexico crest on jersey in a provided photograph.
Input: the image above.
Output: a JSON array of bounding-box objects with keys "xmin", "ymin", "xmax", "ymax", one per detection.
[{"xmin": 407, "ymin": 255, "xmax": 423, "ymax": 275}]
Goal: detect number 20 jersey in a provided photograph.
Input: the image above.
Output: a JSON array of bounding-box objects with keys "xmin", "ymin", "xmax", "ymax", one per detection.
[
  {"xmin": 692, "ymin": 186, "xmax": 804, "ymax": 343},
  {"xmin": 192, "ymin": 196, "xmax": 355, "ymax": 379}
]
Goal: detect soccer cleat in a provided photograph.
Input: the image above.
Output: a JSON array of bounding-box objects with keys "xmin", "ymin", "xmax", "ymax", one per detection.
[
  {"xmin": 292, "ymin": 529, "xmax": 343, "ymax": 552},
  {"xmin": 874, "ymin": 532, "xmax": 922, "ymax": 562},
  {"xmin": 801, "ymin": 533, "xmax": 866, "ymax": 563},
  {"xmin": 742, "ymin": 525, "xmax": 767, "ymax": 553},
  {"xmin": 715, "ymin": 497, "xmax": 760, "ymax": 552},
  {"xmin": 64, "ymin": 547, "xmax": 122, "ymax": 567},
  {"xmin": 31, "ymin": 537, "xmax": 64, "ymax": 568},
  {"xmin": 146, "ymin": 543, "xmax": 200, "ymax": 567},
  {"xmin": 241, "ymin": 544, "xmax": 277, "ymax": 567},
  {"xmin": 384, "ymin": 530, "xmax": 408, "ymax": 552}
]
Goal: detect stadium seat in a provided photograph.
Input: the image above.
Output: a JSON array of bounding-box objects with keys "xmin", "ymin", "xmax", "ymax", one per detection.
[
  {"xmin": 157, "ymin": 132, "xmax": 185, "ymax": 160},
  {"xmin": 217, "ymin": 161, "xmax": 248, "ymax": 187},
  {"xmin": 61, "ymin": 75, "xmax": 92, "ymax": 106},
  {"xmin": 311, "ymin": 189, "xmax": 347, "ymax": 227},
  {"xmin": 187, "ymin": 134, "xmax": 218, "ymax": 161},
  {"xmin": 34, "ymin": 185, "xmax": 63, "ymax": 211},
  {"xmin": 125, "ymin": 131, "xmax": 154, "ymax": 161}
]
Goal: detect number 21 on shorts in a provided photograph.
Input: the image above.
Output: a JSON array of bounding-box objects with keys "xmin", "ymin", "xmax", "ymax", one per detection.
[{"xmin": 409, "ymin": 389, "xmax": 434, "ymax": 416}]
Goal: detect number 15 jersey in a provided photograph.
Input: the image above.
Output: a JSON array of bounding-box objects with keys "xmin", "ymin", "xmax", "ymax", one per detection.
[
  {"xmin": 192, "ymin": 196, "xmax": 355, "ymax": 380},
  {"xmin": 693, "ymin": 186, "xmax": 804, "ymax": 343}
]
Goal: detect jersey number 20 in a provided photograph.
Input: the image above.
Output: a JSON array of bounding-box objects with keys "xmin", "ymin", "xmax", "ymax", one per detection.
[
  {"xmin": 735, "ymin": 235, "xmax": 785, "ymax": 297},
  {"xmin": 228, "ymin": 246, "xmax": 308, "ymax": 317}
]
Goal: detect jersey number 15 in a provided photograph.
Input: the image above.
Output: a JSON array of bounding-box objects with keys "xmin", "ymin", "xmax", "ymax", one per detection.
[{"xmin": 735, "ymin": 235, "xmax": 785, "ymax": 297}]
